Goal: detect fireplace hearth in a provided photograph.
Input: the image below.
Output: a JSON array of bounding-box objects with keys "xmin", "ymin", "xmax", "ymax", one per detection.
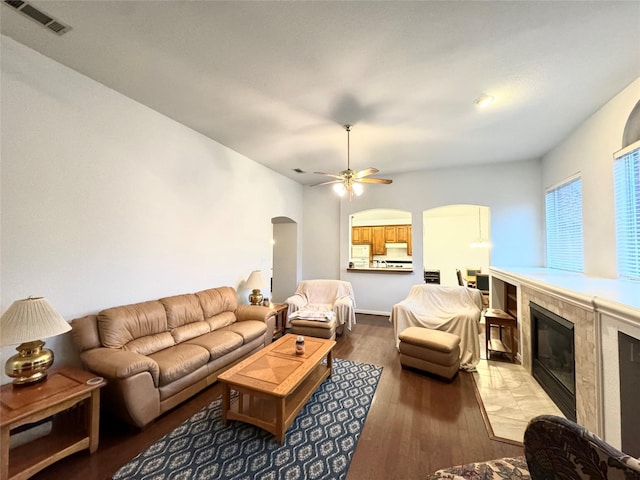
[{"xmin": 531, "ymin": 302, "xmax": 576, "ymax": 421}]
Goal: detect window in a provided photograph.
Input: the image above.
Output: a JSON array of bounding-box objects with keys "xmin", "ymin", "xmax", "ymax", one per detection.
[
  {"xmin": 614, "ymin": 144, "xmax": 640, "ymax": 280},
  {"xmin": 545, "ymin": 176, "xmax": 583, "ymax": 272}
]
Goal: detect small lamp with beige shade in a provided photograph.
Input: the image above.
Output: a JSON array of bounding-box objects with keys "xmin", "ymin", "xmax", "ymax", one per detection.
[
  {"xmin": 245, "ymin": 270, "xmax": 268, "ymax": 305},
  {"xmin": 0, "ymin": 297, "xmax": 71, "ymax": 386}
]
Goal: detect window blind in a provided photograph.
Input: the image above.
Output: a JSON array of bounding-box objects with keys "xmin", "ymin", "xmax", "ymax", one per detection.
[
  {"xmin": 614, "ymin": 146, "xmax": 640, "ymax": 280},
  {"xmin": 545, "ymin": 177, "xmax": 584, "ymax": 272}
]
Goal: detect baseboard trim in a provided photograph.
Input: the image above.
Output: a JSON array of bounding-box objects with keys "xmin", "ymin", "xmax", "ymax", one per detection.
[{"xmin": 356, "ymin": 309, "xmax": 391, "ymax": 316}]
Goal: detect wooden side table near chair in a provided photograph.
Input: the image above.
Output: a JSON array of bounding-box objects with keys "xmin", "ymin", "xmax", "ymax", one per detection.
[
  {"xmin": 269, "ymin": 303, "xmax": 288, "ymax": 339},
  {"xmin": 485, "ymin": 308, "xmax": 518, "ymax": 362}
]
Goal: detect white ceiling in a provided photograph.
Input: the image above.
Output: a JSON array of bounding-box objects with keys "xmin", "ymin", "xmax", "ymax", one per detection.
[{"xmin": 2, "ymin": 1, "xmax": 639, "ymax": 185}]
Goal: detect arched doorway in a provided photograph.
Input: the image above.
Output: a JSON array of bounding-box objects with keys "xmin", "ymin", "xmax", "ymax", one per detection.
[{"xmin": 423, "ymin": 205, "xmax": 491, "ymax": 286}]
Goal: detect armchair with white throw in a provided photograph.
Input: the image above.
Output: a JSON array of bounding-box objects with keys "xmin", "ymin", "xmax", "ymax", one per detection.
[
  {"xmin": 391, "ymin": 284, "xmax": 483, "ymax": 371},
  {"xmin": 285, "ymin": 279, "xmax": 356, "ymax": 340}
]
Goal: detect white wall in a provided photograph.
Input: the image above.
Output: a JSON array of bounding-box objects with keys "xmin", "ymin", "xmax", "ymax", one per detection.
[
  {"xmin": 542, "ymin": 77, "xmax": 640, "ymax": 278},
  {"xmin": 301, "ymin": 186, "xmax": 341, "ymax": 281},
  {"xmin": 0, "ymin": 36, "xmax": 303, "ymax": 383},
  {"xmin": 302, "ymin": 158, "xmax": 543, "ymax": 314}
]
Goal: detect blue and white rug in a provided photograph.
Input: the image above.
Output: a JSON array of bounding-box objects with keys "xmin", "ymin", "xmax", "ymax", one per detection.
[{"xmin": 112, "ymin": 358, "xmax": 383, "ymax": 480}]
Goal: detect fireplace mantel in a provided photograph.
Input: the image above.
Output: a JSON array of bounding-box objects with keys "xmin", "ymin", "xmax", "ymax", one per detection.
[
  {"xmin": 489, "ymin": 266, "xmax": 640, "ymax": 448},
  {"xmin": 489, "ymin": 267, "xmax": 640, "ymax": 316}
]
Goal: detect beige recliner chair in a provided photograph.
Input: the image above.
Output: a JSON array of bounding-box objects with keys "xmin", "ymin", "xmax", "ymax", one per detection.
[{"xmin": 285, "ymin": 279, "xmax": 356, "ymax": 340}]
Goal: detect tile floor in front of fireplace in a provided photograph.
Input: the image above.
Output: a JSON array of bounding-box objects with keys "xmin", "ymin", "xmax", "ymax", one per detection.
[{"xmin": 473, "ymin": 354, "xmax": 565, "ymax": 443}]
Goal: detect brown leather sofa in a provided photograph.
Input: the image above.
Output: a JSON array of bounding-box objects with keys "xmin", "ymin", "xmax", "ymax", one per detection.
[{"xmin": 70, "ymin": 286, "xmax": 276, "ymax": 428}]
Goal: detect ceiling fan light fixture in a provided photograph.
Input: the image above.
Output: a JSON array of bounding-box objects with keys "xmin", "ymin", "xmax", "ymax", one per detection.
[
  {"xmin": 474, "ymin": 94, "xmax": 495, "ymax": 108},
  {"xmin": 333, "ymin": 183, "xmax": 346, "ymax": 196},
  {"xmin": 311, "ymin": 125, "xmax": 391, "ymax": 201}
]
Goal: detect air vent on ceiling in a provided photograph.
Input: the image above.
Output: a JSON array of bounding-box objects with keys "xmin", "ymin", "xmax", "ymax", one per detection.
[{"xmin": 3, "ymin": 0, "xmax": 72, "ymax": 36}]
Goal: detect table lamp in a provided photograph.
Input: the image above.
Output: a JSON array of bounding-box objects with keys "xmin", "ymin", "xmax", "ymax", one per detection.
[
  {"xmin": 245, "ymin": 270, "xmax": 267, "ymax": 305},
  {"xmin": 0, "ymin": 297, "xmax": 71, "ymax": 386}
]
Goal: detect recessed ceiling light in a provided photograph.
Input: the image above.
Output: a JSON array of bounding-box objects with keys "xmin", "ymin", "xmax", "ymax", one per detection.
[{"xmin": 474, "ymin": 94, "xmax": 495, "ymax": 108}]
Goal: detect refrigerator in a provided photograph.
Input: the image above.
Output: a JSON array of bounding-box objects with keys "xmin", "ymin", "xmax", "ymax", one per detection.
[{"xmin": 351, "ymin": 244, "xmax": 370, "ymax": 268}]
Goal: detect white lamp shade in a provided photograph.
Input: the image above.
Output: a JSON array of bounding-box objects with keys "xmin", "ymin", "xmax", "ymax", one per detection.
[
  {"xmin": 0, "ymin": 297, "xmax": 71, "ymax": 346},
  {"xmin": 245, "ymin": 270, "xmax": 267, "ymax": 291}
]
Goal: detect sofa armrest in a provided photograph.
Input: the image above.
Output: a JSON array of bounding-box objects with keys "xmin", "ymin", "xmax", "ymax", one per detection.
[
  {"xmin": 80, "ymin": 348, "xmax": 160, "ymax": 387},
  {"xmin": 236, "ymin": 304, "xmax": 275, "ymax": 323}
]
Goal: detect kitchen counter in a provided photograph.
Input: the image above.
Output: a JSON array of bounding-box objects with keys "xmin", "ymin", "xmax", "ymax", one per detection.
[{"xmin": 347, "ymin": 266, "xmax": 414, "ymax": 273}]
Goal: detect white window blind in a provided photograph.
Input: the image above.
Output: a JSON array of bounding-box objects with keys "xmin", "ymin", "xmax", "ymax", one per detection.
[
  {"xmin": 545, "ymin": 177, "xmax": 584, "ymax": 272},
  {"xmin": 614, "ymin": 145, "xmax": 640, "ymax": 280}
]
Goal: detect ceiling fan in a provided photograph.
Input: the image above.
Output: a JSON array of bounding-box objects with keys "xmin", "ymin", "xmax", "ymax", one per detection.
[{"xmin": 312, "ymin": 125, "xmax": 392, "ymax": 199}]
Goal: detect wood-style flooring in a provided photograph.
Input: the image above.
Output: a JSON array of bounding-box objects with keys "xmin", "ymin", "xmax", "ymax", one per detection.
[{"xmin": 29, "ymin": 314, "xmax": 523, "ymax": 479}]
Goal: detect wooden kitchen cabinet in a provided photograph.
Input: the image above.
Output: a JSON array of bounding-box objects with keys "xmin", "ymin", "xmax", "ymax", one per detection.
[
  {"xmin": 352, "ymin": 227, "xmax": 362, "ymax": 244},
  {"xmin": 384, "ymin": 226, "xmax": 397, "ymax": 242},
  {"xmin": 396, "ymin": 225, "xmax": 409, "ymax": 243},
  {"xmin": 372, "ymin": 226, "xmax": 386, "ymax": 255},
  {"xmin": 352, "ymin": 226, "xmax": 372, "ymax": 244},
  {"xmin": 352, "ymin": 224, "xmax": 412, "ymax": 255}
]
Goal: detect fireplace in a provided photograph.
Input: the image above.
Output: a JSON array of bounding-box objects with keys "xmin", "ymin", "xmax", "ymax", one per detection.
[
  {"xmin": 619, "ymin": 332, "xmax": 640, "ymax": 457},
  {"xmin": 531, "ymin": 302, "xmax": 576, "ymax": 421}
]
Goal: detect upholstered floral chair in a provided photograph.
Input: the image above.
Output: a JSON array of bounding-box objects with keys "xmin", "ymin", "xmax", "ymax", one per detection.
[
  {"xmin": 427, "ymin": 415, "xmax": 640, "ymax": 480},
  {"xmin": 524, "ymin": 415, "xmax": 640, "ymax": 480}
]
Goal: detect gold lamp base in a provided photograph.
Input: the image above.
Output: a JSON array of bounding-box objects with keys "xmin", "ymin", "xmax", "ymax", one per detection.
[
  {"xmin": 248, "ymin": 289, "xmax": 263, "ymax": 306},
  {"xmin": 5, "ymin": 340, "xmax": 54, "ymax": 386}
]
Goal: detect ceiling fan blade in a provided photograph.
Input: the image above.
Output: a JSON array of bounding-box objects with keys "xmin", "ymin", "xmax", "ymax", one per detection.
[
  {"xmin": 313, "ymin": 171, "xmax": 344, "ymax": 179},
  {"xmin": 311, "ymin": 179, "xmax": 343, "ymax": 187},
  {"xmin": 355, "ymin": 167, "xmax": 379, "ymax": 178},
  {"xmin": 358, "ymin": 177, "xmax": 393, "ymax": 184}
]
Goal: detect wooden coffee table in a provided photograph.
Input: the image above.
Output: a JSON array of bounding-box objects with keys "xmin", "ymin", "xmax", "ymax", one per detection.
[{"xmin": 218, "ymin": 334, "xmax": 336, "ymax": 443}]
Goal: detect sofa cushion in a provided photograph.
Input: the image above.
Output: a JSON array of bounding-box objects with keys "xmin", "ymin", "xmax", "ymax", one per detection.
[
  {"xmin": 160, "ymin": 294, "xmax": 205, "ymax": 329},
  {"xmin": 224, "ymin": 320, "xmax": 267, "ymax": 344},
  {"xmin": 171, "ymin": 321, "xmax": 211, "ymax": 344},
  {"xmin": 148, "ymin": 343, "xmax": 210, "ymax": 386},
  {"xmin": 186, "ymin": 330, "xmax": 243, "ymax": 360},
  {"xmin": 124, "ymin": 332, "xmax": 175, "ymax": 356},
  {"xmin": 206, "ymin": 311, "xmax": 236, "ymax": 331},
  {"xmin": 98, "ymin": 300, "xmax": 169, "ymax": 349},
  {"xmin": 196, "ymin": 287, "xmax": 238, "ymax": 319}
]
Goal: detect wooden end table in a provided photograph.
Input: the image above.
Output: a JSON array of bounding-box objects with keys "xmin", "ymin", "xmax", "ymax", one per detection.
[
  {"xmin": 485, "ymin": 308, "xmax": 518, "ymax": 362},
  {"xmin": 218, "ymin": 334, "xmax": 335, "ymax": 443},
  {"xmin": 270, "ymin": 303, "xmax": 289, "ymax": 338},
  {"xmin": 0, "ymin": 366, "xmax": 105, "ymax": 480}
]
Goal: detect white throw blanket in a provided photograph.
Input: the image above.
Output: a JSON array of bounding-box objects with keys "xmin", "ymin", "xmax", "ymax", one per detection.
[
  {"xmin": 390, "ymin": 284, "xmax": 483, "ymax": 371},
  {"xmin": 289, "ymin": 309, "xmax": 336, "ymax": 322}
]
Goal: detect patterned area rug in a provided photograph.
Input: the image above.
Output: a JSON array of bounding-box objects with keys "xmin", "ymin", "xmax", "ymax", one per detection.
[{"xmin": 112, "ymin": 358, "xmax": 382, "ymax": 480}]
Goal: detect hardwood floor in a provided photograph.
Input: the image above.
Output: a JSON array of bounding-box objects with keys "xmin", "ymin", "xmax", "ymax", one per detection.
[{"xmin": 29, "ymin": 314, "xmax": 523, "ymax": 480}]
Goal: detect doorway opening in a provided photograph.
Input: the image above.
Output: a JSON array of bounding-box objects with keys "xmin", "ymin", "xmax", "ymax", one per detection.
[
  {"xmin": 422, "ymin": 205, "xmax": 491, "ymax": 286},
  {"xmin": 271, "ymin": 217, "xmax": 298, "ymax": 303}
]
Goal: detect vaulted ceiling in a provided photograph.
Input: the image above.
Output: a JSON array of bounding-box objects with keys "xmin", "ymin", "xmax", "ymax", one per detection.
[{"xmin": 2, "ymin": 1, "xmax": 639, "ymax": 184}]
